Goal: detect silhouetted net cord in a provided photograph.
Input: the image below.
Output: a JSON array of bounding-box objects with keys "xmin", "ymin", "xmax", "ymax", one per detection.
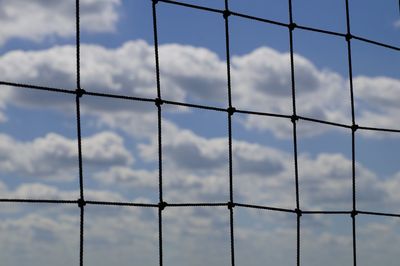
[{"xmin": 0, "ymin": 1, "xmax": 399, "ymax": 266}]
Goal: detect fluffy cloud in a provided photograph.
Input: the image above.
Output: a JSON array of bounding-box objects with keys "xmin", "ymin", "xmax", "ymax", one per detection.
[
  {"xmin": 0, "ymin": 131, "xmax": 133, "ymax": 180},
  {"xmin": 0, "ymin": 178, "xmax": 228, "ymax": 266},
  {"xmin": 1, "ymin": 39, "xmax": 399, "ymax": 265},
  {"xmin": 1, "ymin": 179, "xmax": 399, "ymax": 266},
  {"xmin": 0, "ymin": 212, "xmax": 79, "ymax": 266},
  {"xmin": 132, "ymin": 121, "xmax": 292, "ymax": 203},
  {"xmin": 105, "ymin": 120, "xmax": 395, "ymax": 211},
  {"xmin": 354, "ymin": 76, "xmax": 400, "ymax": 129},
  {"xmin": 92, "ymin": 166, "xmax": 158, "ymax": 189},
  {"xmin": 232, "ymin": 47, "xmax": 352, "ymax": 138},
  {"xmin": 1, "ymin": 40, "xmax": 398, "ymax": 138},
  {"xmin": 0, "ymin": 125, "xmax": 398, "ymax": 265},
  {"xmin": 1, "ymin": 40, "xmax": 398, "ymax": 208},
  {"xmin": 0, "ymin": 179, "xmax": 127, "ymax": 202},
  {"xmin": 0, "ymin": 112, "xmax": 394, "ymax": 211},
  {"xmin": 0, "ymin": 198, "xmax": 156, "ymax": 266},
  {"xmin": 81, "ymin": 131, "xmax": 133, "ymax": 166},
  {"xmin": 0, "ymin": 0, "xmax": 120, "ymax": 45}
]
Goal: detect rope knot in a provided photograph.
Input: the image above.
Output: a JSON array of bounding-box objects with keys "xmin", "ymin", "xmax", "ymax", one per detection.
[
  {"xmin": 155, "ymin": 98, "xmax": 164, "ymax": 107},
  {"xmin": 351, "ymin": 210, "xmax": 358, "ymax": 218},
  {"xmin": 223, "ymin": 10, "xmax": 231, "ymax": 19},
  {"xmin": 227, "ymin": 107, "xmax": 236, "ymax": 116},
  {"xmin": 76, "ymin": 88, "xmax": 86, "ymax": 98},
  {"xmin": 159, "ymin": 201, "xmax": 168, "ymax": 210},
  {"xmin": 77, "ymin": 198, "xmax": 86, "ymax": 208},
  {"xmin": 227, "ymin": 202, "xmax": 235, "ymax": 210},
  {"xmin": 351, "ymin": 124, "xmax": 359, "ymax": 132},
  {"xmin": 345, "ymin": 33, "xmax": 353, "ymax": 42}
]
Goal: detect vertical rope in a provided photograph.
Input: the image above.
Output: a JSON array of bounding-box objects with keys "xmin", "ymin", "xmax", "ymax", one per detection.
[
  {"xmin": 224, "ymin": 1, "xmax": 236, "ymax": 266},
  {"xmin": 75, "ymin": 1, "xmax": 85, "ymax": 266},
  {"xmin": 288, "ymin": 1, "xmax": 301, "ymax": 266},
  {"xmin": 151, "ymin": 1, "xmax": 165, "ymax": 266},
  {"xmin": 345, "ymin": 1, "xmax": 358, "ymax": 266}
]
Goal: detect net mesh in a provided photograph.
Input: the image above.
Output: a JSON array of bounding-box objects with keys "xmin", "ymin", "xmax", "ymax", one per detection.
[{"xmin": 0, "ymin": 0, "xmax": 399, "ymax": 266}]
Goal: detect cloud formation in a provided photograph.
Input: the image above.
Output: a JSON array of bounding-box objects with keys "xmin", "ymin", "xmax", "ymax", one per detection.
[
  {"xmin": 0, "ymin": 0, "xmax": 120, "ymax": 45},
  {"xmin": 354, "ymin": 76, "xmax": 400, "ymax": 130},
  {"xmin": 0, "ymin": 38, "xmax": 398, "ymax": 265},
  {"xmin": 94, "ymin": 120, "xmax": 398, "ymax": 212},
  {"xmin": 1, "ymin": 176, "xmax": 399, "ymax": 266},
  {"xmin": 0, "ymin": 131, "xmax": 133, "ymax": 181},
  {"xmin": 1, "ymin": 40, "xmax": 398, "ymax": 138},
  {"xmin": 0, "ymin": 107, "xmax": 398, "ymax": 265}
]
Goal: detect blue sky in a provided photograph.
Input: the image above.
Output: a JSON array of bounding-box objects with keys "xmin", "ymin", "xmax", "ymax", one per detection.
[{"xmin": 0, "ymin": 0, "xmax": 399, "ymax": 266}]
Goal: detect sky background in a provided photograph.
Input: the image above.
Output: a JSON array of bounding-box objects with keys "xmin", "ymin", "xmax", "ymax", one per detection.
[{"xmin": 0, "ymin": 0, "xmax": 399, "ymax": 265}]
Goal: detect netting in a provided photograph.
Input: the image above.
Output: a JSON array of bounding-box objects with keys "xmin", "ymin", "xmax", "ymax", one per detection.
[{"xmin": 0, "ymin": 0, "xmax": 399, "ymax": 266}]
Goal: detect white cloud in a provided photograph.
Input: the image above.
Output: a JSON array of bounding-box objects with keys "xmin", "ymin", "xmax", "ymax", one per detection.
[
  {"xmin": 354, "ymin": 76, "xmax": 400, "ymax": 130},
  {"xmin": 13, "ymin": 183, "xmax": 76, "ymax": 199},
  {"xmin": 0, "ymin": 0, "xmax": 120, "ymax": 45},
  {"xmin": 0, "ymin": 179, "xmax": 127, "ymax": 202},
  {"xmin": 1, "ymin": 41, "xmax": 398, "ymax": 138},
  {"xmin": 0, "ymin": 132, "xmax": 399, "ymax": 266},
  {"xmin": 1, "ymin": 184, "xmax": 399, "ymax": 266},
  {"xmin": 0, "ymin": 118, "xmax": 391, "ymax": 212},
  {"xmin": 133, "ymin": 118, "xmax": 400, "ymax": 212},
  {"xmin": 82, "ymin": 131, "xmax": 134, "ymax": 166},
  {"xmin": 299, "ymin": 152, "xmax": 380, "ymax": 210},
  {"xmin": 0, "ymin": 131, "xmax": 133, "ymax": 180},
  {"xmin": 1, "ymin": 40, "xmax": 398, "ymax": 208},
  {"xmin": 233, "ymin": 47, "xmax": 351, "ymax": 138},
  {"xmin": 158, "ymin": 43, "xmax": 227, "ymax": 103},
  {"xmin": 116, "ymin": 120, "xmax": 390, "ymax": 210},
  {"xmin": 0, "ymin": 212, "xmax": 79, "ymax": 266},
  {"xmin": 93, "ymin": 166, "xmax": 158, "ymax": 189},
  {"xmin": 94, "ymin": 111, "xmax": 158, "ymax": 139},
  {"xmin": 0, "ymin": 200, "xmax": 157, "ymax": 266},
  {"xmin": 0, "ymin": 41, "xmax": 207, "ymax": 101},
  {"xmin": 1, "ymin": 39, "xmax": 400, "ymax": 265},
  {"xmin": 134, "ymin": 121, "xmax": 292, "ymax": 203}
]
